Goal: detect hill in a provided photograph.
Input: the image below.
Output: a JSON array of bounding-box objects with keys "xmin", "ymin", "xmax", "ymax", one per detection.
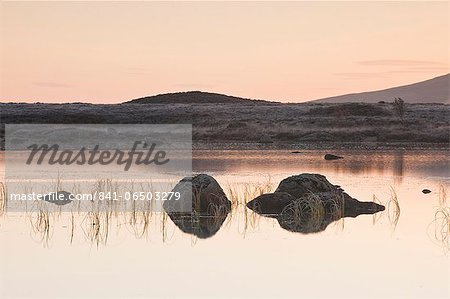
[
  {"xmin": 126, "ymin": 91, "xmax": 277, "ymax": 104},
  {"xmin": 311, "ymin": 73, "xmax": 449, "ymax": 104}
]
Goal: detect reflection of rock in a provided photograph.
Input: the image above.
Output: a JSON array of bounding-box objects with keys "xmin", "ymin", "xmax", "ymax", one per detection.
[
  {"xmin": 422, "ymin": 189, "xmax": 431, "ymax": 194},
  {"xmin": 43, "ymin": 191, "xmax": 73, "ymax": 206},
  {"xmin": 247, "ymin": 173, "xmax": 385, "ymax": 234},
  {"xmin": 165, "ymin": 208, "xmax": 230, "ymax": 239},
  {"xmin": 163, "ymin": 174, "xmax": 231, "ymax": 238},
  {"xmin": 277, "ymin": 196, "xmax": 336, "ymax": 234},
  {"xmin": 278, "ymin": 195, "xmax": 384, "ymax": 234},
  {"xmin": 343, "ymin": 196, "xmax": 385, "ymax": 217},
  {"xmin": 393, "ymin": 150, "xmax": 405, "ymax": 184},
  {"xmin": 324, "ymin": 154, "xmax": 343, "ymax": 160}
]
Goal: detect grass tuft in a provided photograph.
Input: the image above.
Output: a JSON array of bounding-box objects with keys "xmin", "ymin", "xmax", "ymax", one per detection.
[{"xmin": 387, "ymin": 187, "xmax": 401, "ymax": 231}]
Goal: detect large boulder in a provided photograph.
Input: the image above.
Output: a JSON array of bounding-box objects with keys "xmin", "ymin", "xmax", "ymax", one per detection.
[
  {"xmin": 274, "ymin": 174, "xmax": 338, "ymax": 198},
  {"xmin": 247, "ymin": 173, "xmax": 385, "ymax": 234},
  {"xmin": 163, "ymin": 174, "xmax": 231, "ymax": 238},
  {"xmin": 163, "ymin": 174, "xmax": 231, "ymax": 214}
]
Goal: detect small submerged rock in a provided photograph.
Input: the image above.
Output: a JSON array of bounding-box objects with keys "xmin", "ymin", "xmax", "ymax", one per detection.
[
  {"xmin": 422, "ymin": 189, "xmax": 432, "ymax": 194},
  {"xmin": 324, "ymin": 154, "xmax": 343, "ymax": 160},
  {"xmin": 43, "ymin": 191, "xmax": 73, "ymax": 206}
]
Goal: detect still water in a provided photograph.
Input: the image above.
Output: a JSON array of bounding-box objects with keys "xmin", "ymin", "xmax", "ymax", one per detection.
[{"xmin": 0, "ymin": 149, "xmax": 449, "ymax": 298}]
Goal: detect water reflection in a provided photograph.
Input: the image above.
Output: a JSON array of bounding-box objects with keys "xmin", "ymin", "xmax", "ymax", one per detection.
[
  {"xmin": 393, "ymin": 150, "xmax": 404, "ymax": 184},
  {"xmin": 165, "ymin": 211, "xmax": 230, "ymax": 239},
  {"xmin": 0, "ymin": 150, "xmax": 447, "ymax": 250},
  {"xmin": 275, "ymin": 198, "xmax": 383, "ymax": 234},
  {"xmin": 193, "ymin": 149, "xmax": 449, "ymax": 180}
]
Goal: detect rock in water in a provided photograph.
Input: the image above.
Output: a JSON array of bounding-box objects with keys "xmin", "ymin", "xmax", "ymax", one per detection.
[
  {"xmin": 43, "ymin": 191, "xmax": 73, "ymax": 206},
  {"xmin": 274, "ymin": 173, "xmax": 337, "ymax": 198},
  {"xmin": 163, "ymin": 174, "xmax": 231, "ymax": 238},
  {"xmin": 246, "ymin": 173, "xmax": 385, "ymax": 234},
  {"xmin": 163, "ymin": 174, "xmax": 231, "ymax": 214},
  {"xmin": 324, "ymin": 154, "xmax": 343, "ymax": 160},
  {"xmin": 422, "ymin": 189, "xmax": 431, "ymax": 194}
]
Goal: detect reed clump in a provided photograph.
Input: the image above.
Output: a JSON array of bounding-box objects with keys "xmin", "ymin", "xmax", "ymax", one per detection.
[
  {"xmin": 439, "ymin": 184, "xmax": 447, "ymax": 206},
  {"xmin": 387, "ymin": 187, "xmax": 401, "ymax": 231},
  {"xmin": 225, "ymin": 178, "xmax": 273, "ymax": 207},
  {"xmin": 432, "ymin": 207, "xmax": 449, "ymax": 253},
  {"xmin": 30, "ymin": 209, "xmax": 52, "ymax": 247},
  {"xmin": 226, "ymin": 180, "xmax": 272, "ymax": 235},
  {"xmin": 431, "ymin": 184, "xmax": 449, "ymax": 252},
  {"xmin": 278, "ymin": 193, "xmax": 344, "ymax": 233},
  {"xmin": 82, "ymin": 211, "xmax": 110, "ymax": 246},
  {"xmin": 372, "ymin": 194, "xmax": 383, "ymax": 225}
]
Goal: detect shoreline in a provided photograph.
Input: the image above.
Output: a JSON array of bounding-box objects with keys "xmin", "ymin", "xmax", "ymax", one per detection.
[
  {"xmin": 193, "ymin": 141, "xmax": 449, "ymax": 151},
  {"xmin": 0, "ymin": 142, "xmax": 448, "ymax": 152}
]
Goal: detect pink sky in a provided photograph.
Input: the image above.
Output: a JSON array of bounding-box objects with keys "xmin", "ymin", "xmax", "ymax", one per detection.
[{"xmin": 0, "ymin": 1, "xmax": 448, "ymax": 103}]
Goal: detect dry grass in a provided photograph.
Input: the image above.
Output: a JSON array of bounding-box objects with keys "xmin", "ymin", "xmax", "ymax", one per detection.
[
  {"xmin": 431, "ymin": 184, "xmax": 449, "ymax": 253},
  {"xmin": 82, "ymin": 211, "xmax": 110, "ymax": 246},
  {"xmin": 30, "ymin": 209, "xmax": 53, "ymax": 247},
  {"xmin": 439, "ymin": 184, "xmax": 447, "ymax": 206},
  {"xmin": 3, "ymin": 102, "xmax": 448, "ymax": 144},
  {"xmin": 278, "ymin": 192, "xmax": 345, "ymax": 233},
  {"xmin": 281, "ymin": 194, "xmax": 326, "ymax": 230},
  {"xmin": 387, "ymin": 187, "xmax": 401, "ymax": 231},
  {"xmin": 372, "ymin": 194, "xmax": 383, "ymax": 225},
  {"xmin": 0, "ymin": 181, "xmax": 5, "ymax": 216},
  {"xmin": 0, "ymin": 178, "xmax": 412, "ymax": 245},
  {"xmin": 225, "ymin": 178, "xmax": 273, "ymax": 207},
  {"xmin": 225, "ymin": 179, "xmax": 273, "ymax": 235},
  {"xmin": 70, "ymin": 212, "xmax": 75, "ymax": 244},
  {"xmin": 432, "ymin": 207, "xmax": 449, "ymax": 253}
]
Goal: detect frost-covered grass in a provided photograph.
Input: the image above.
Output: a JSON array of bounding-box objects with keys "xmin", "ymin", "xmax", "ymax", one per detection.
[{"xmin": 0, "ymin": 102, "xmax": 449, "ymax": 147}]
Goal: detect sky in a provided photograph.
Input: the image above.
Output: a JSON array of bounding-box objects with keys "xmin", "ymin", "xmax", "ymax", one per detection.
[{"xmin": 0, "ymin": 1, "xmax": 448, "ymax": 103}]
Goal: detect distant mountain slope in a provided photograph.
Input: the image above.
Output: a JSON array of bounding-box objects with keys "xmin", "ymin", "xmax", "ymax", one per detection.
[
  {"xmin": 311, "ymin": 74, "xmax": 449, "ymax": 104},
  {"xmin": 126, "ymin": 91, "xmax": 276, "ymax": 104}
]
